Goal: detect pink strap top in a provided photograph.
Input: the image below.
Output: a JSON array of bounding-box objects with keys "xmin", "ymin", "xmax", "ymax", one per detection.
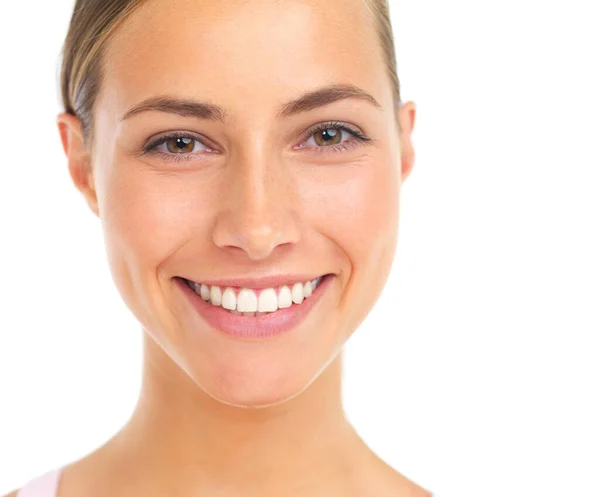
[
  {"xmin": 16, "ymin": 468, "xmax": 63, "ymax": 497},
  {"xmin": 15, "ymin": 466, "xmax": 437, "ymax": 497}
]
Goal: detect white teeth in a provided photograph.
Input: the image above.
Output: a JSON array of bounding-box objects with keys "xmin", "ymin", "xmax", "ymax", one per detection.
[
  {"xmin": 237, "ymin": 288, "xmax": 258, "ymax": 312},
  {"xmin": 210, "ymin": 285, "xmax": 222, "ymax": 306},
  {"xmin": 200, "ymin": 283, "xmax": 210, "ymax": 301},
  {"xmin": 277, "ymin": 285, "xmax": 293, "ymax": 308},
  {"xmin": 221, "ymin": 288, "xmax": 237, "ymax": 310},
  {"xmin": 291, "ymin": 282, "xmax": 305, "ymax": 304},
  {"xmin": 189, "ymin": 275, "xmax": 328, "ymax": 315},
  {"xmin": 303, "ymin": 281, "xmax": 313, "ymax": 298},
  {"xmin": 258, "ymin": 288, "xmax": 279, "ymax": 312}
]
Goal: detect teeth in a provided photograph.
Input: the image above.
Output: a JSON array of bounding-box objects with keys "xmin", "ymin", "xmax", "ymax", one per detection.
[
  {"xmin": 258, "ymin": 288, "xmax": 279, "ymax": 312},
  {"xmin": 237, "ymin": 288, "xmax": 257, "ymax": 312},
  {"xmin": 188, "ymin": 275, "xmax": 328, "ymax": 315},
  {"xmin": 210, "ymin": 285, "xmax": 222, "ymax": 306},
  {"xmin": 291, "ymin": 282, "xmax": 305, "ymax": 304},
  {"xmin": 200, "ymin": 283, "xmax": 210, "ymax": 301},
  {"xmin": 303, "ymin": 281, "xmax": 313, "ymax": 298},
  {"xmin": 221, "ymin": 288, "xmax": 237, "ymax": 310},
  {"xmin": 277, "ymin": 285, "xmax": 293, "ymax": 308}
]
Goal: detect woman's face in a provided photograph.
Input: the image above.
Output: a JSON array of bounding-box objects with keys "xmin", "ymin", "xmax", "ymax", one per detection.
[{"xmin": 60, "ymin": 0, "xmax": 415, "ymax": 407}]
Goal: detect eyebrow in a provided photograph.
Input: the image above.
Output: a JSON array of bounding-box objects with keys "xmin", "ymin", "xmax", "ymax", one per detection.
[{"xmin": 118, "ymin": 83, "xmax": 383, "ymax": 123}]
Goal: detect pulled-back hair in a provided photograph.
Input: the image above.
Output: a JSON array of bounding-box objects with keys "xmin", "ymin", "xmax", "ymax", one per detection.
[{"xmin": 60, "ymin": 0, "xmax": 402, "ymax": 150}]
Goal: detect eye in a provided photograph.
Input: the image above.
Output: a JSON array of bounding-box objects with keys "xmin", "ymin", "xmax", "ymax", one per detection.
[
  {"xmin": 299, "ymin": 121, "xmax": 373, "ymax": 154},
  {"xmin": 163, "ymin": 136, "xmax": 201, "ymax": 154},
  {"xmin": 141, "ymin": 131, "xmax": 213, "ymax": 163}
]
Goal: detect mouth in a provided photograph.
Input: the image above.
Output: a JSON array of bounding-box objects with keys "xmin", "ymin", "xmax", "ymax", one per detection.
[
  {"xmin": 183, "ymin": 275, "xmax": 326, "ymax": 316},
  {"xmin": 175, "ymin": 273, "xmax": 335, "ymax": 340}
]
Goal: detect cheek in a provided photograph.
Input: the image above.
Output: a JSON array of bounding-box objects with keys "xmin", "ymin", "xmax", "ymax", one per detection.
[
  {"xmin": 303, "ymin": 159, "xmax": 400, "ymax": 331},
  {"xmin": 95, "ymin": 161, "xmax": 209, "ymax": 321},
  {"xmin": 306, "ymin": 162, "xmax": 400, "ymax": 265},
  {"xmin": 103, "ymin": 174, "xmax": 175, "ymax": 266},
  {"xmin": 99, "ymin": 163, "xmax": 210, "ymax": 266}
]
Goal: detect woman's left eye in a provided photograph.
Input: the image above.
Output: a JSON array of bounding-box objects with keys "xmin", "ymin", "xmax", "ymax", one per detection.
[{"xmin": 300, "ymin": 122, "xmax": 372, "ymax": 154}]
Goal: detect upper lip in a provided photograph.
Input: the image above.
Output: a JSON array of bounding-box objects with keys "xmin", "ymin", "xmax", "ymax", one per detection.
[{"xmin": 181, "ymin": 273, "xmax": 329, "ymax": 290}]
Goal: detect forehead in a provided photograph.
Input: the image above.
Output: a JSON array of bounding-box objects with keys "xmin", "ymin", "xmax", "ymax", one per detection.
[{"xmin": 99, "ymin": 0, "xmax": 390, "ymax": 120}]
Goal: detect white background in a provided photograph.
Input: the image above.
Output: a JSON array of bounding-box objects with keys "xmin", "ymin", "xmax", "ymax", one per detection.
[{"xmin": 1, "ymin": 1, "xmax": 599, "ymax": 496}]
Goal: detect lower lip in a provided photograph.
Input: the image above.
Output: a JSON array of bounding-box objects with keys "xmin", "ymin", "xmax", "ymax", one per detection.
[{"xmin": 176, "ymin": 274, "xmax": 335, "ymax": 340}]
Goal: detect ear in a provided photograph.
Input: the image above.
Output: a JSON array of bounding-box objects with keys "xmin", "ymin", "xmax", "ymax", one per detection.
[
  {"xmin": 397, "ymin": 101, "xmax": 417, "ymax": 182},
  {"xmin": 56, "ymin": 113, "xmax": 100, "ymax": 217}
]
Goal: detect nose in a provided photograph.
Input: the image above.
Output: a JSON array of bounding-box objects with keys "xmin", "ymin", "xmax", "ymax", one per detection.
[{"xmin": 211, "ymin": 146, "xmax": 301, "ymax": 261}]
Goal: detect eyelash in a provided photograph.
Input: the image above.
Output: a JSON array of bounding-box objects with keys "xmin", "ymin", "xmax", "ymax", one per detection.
[{"xmin": 141, "ymin": 121, "xmax": 373, "ymax": 163}]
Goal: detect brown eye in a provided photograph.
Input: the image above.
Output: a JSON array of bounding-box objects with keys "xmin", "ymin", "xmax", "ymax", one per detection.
[
  {"xmin": 313, "ymin": 128, "xmax": 343, "ymax": 147},
  {"xmin": 165, "ymin": 136, "xmax": 196, "ymax": 154}
]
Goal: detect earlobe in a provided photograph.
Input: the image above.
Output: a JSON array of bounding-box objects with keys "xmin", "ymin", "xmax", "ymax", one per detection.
[
  {"xmin": 397, "ymin": 101, "xmax": 417, "ymax": 183},
  {"xmin": 56, "ymin": 113, "xmax": 100, "ymax": 217}
]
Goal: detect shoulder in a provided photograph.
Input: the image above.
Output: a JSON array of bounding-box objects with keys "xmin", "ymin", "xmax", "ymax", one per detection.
[
  {"xmin": 356, "ymin": 451, "xmax": 434, "ymax": 497},
  {"xmin": 2, "ymin": 490, "xmax": 19, "ymax": 497}
]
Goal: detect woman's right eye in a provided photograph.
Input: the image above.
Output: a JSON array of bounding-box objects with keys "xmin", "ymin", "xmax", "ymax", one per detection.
[
  {"xmin": 142, "ymin": 131, "xmax": 213, "ymax": 162},
  {"xmin": 143, "ymin": 133, "xmax": 211, "ymax": 162}
]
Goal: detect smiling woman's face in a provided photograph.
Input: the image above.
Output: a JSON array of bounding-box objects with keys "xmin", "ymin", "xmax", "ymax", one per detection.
[{"xmin": 63, "ymin": 0, "xmax": 415, "ymax": 407}]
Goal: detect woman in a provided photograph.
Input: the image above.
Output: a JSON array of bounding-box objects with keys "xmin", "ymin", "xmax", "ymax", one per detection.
[{"xmin": 6, "ymin": 0, "xmax": 429, "ymax": 495}]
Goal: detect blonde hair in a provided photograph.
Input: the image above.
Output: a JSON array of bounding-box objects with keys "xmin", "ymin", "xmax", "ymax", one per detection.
[{"xmin": 60, "ymin": 0, "xmax": 402, "ymax": 149}]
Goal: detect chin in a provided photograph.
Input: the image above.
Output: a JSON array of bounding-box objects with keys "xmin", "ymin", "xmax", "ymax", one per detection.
[
  {"xmin": 196, "ymin": 363, "xmax": 318, "ymax": 409},
  {"xmin": 208, "ymin": 387, "xmax": 302, "ymax": 409}
]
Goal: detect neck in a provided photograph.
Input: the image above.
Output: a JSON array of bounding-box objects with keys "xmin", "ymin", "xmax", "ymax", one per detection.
[{"xmin": 104, "ymin": 330, "xmax": 371, "ymax": 496}]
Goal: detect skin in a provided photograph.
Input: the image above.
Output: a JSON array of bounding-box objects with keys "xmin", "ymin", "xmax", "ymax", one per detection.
[{"xmin": 5, "ymin": 0, "xmax": 421, "ymax": 496}]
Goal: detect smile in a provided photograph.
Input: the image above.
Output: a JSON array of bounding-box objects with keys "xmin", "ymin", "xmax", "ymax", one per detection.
[
  {"xmin": 184, "ymin": 276, "xmax": 324, "ymax": 316},
  {"xmin": 177, "ymin": 274, "xmax": 335, "ymax": 340}
]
